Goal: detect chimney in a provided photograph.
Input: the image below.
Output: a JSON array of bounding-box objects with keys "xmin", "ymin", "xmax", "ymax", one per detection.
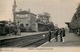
[
  {"xmin": 28, "ymin": 9, "xmax": 30, "ymax": 12},
  {"xmin": 19, "ymin": 9, "xmax": 22, "ymax": 11}
]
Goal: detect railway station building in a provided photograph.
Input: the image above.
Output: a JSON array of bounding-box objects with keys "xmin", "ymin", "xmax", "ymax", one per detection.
[{"xmin": 15, "ymin": 9, "xmax": 38, "ymax": 32}]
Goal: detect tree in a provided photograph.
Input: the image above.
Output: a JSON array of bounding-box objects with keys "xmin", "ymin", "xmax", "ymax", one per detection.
[
  {"xmin": 43, "ymin": 12, "xmax": 50, "ymax": 19},
  {"xmin": 38, "ymin": 14, "xmax": 43, "ymax": 17},
  {"xmin": 49, "ymin": 22, "xmax": 54, "ymax": 30}
]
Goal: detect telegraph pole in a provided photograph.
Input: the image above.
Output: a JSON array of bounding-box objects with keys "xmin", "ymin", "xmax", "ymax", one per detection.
[
  {"xmin": 12, "ymin": 0, "xmax": 17, "ymax": 23},
  {"xmin": 12, "ymin": 0, "xmax": 21, "ymax": 35}
]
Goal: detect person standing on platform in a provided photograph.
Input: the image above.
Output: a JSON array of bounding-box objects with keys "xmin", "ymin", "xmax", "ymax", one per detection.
[
  {"xmin": 54, "ymin": 28, "xmax": 59, "ymax": 42},
  {"xmin": 48, "ymin": 30, "xmax": 52, "ymax": 42},
  {"xmin": 60, "ymin": 28, "xmax": 65, "ymax": 42},
  {"xmin": 13, "ymin": 25, "xmax": 18, "ymax": 35},
  {"xmin": 5, "ymin": 24, "xmax": 10, "ymax": 36},
  {"xmin": 62, "ymin": 28, "xmax": 65, "ymax": 42}
]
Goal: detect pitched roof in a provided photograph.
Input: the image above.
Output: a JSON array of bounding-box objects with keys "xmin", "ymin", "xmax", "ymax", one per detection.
[{"xmin": 15, "ymin": 10, "xmax": 37, "ymax": 16}]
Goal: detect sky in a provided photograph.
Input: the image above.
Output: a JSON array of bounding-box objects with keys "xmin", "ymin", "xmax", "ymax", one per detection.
[{"xmin": 0, "ymin": 0, "xmax": 80, "ymax": 28}]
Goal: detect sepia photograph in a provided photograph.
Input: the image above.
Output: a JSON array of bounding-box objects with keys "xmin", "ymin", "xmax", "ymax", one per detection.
[{"xmin": 0, "ymin": 0, "xmax": 80, "ymax": 51}]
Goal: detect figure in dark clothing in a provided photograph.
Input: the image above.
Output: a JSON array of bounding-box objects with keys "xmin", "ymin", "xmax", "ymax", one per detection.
[
  {"xmin": 48, "ymin": 30, "xmax": 51, "ymax": 42},
  {"xmin": 13, "ymin": 25, "xmax": 18, "ymax": 35},
  {"xmin": 54, "ymin": 29, "xmax": 59, "ymax": 42},
  {"xmin": 5, "ymin": 25, "xmax": 9, "ymax": 34},
  {"xmin": 5, "ymin": 24, "xmax": 10, "ymax": 35},
  {"xmin": 59, "ymin": 29, "xmax": 63, "ymax": 42},
  {"xmin": 60, "ymin": 28, "xmax": 65, "ymax": 42},
  {"xmin": 62, "ymin": 28, "xmax": 65, "ymax": 37}
]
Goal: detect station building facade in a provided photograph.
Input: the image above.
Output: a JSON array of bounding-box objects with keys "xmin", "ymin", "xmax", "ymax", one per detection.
[{"xmin": 15, "ymin": 10, "xmax": 38, "ymax": 32}]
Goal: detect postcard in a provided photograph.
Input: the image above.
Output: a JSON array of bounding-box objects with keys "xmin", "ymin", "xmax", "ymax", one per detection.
[{"xmin": 0, "ymin": 0, "xmax": 80, "ymax": 52}]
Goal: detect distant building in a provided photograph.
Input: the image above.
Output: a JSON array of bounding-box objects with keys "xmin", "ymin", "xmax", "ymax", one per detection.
[
  {"xmin": 65, "ymin": 4, "xmax": 80, "ymax": 34},
  {"xmin": 37, "ymin": 13, "xmax": 53, "ymax": 31},
  {"xmin": 15, "ymin": 9, "xmax": 38, "ymax": 32},
  {"xmin": 37, "ymin": 13, "xmax": 50, "ymax": 24}
]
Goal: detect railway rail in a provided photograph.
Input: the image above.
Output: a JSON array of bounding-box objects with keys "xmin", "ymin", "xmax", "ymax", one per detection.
[{"xmin": 0, "ymin": 31, "xmax": 55, "ymax": 47}]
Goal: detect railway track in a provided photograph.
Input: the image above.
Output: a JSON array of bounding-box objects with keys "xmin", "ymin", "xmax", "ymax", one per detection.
[{"xmin": 0, "ymin": 31, "xmax": 55, "ymax": 47}]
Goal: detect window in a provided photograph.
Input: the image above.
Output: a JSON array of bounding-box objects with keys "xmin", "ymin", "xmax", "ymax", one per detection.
[{"xmin": 20, "ymin": 23, "xmax": 24, "ymax": 27}]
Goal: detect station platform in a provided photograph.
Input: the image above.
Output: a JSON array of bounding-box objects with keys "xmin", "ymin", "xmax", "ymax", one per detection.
[
  {"xmin": 39, "ymin": 32, "xmax": 80, "ymax": 47},
  {"xmin": 0, "ymin": 31, "xmax": 48, "ymax": 40}
]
